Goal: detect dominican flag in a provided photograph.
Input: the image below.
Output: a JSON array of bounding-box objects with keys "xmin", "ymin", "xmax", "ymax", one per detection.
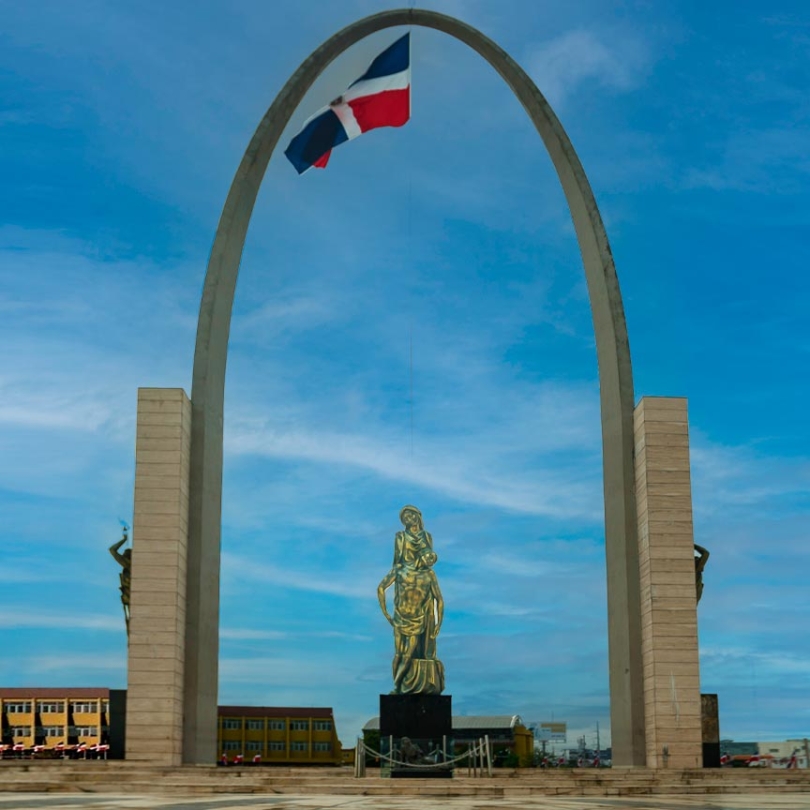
[{"xmin": 285, "ymin": 33, "xmax": 410, "ymax": 174}]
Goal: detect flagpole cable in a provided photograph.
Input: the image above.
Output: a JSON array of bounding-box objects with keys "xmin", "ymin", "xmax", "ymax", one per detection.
[
  {"xmin": 408, "ymin": 166, "xmax": 414, "ymax": 459},
  {"xmin": 409, "ymin": 326, "xmax": 414, "ymax": 458},
  {"xmin": 407, "ymin": 30, "xmax": 414, "ymax": 460}
]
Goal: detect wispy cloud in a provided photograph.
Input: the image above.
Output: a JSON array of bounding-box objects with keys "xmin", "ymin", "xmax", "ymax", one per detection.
[
  {"xmin": 0, "ymin": 611, "xmax": 121, "ymax": 632},
  {"xmin": 220, "ymin": 627, "xmax": 288, "ymax": 641},
  {"xmin": 223, "ymin": 373, "xmax": 603, "ymax": 521},
  {"xmin": 682, "ymin": 127, "xmax": 810, "ymax": 194},
  {"xmin": 527, "ymin": 28, "xmax": 651, "ymax": 107},
  {"xmin": 222, "ymin": 552, "xmax": 372, "ymax": 600},
  {"xmin": 24, "ymin": 654, "xmax": 126, "ymax": 674}
]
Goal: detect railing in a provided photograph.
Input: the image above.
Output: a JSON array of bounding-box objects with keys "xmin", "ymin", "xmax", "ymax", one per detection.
[{"xmin": 355, "ymin": 735, "xmax": 492, "ymax": 777}]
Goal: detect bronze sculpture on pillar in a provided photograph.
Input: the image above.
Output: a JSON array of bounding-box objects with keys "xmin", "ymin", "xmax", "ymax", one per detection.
[
  {"xmin": 378, "ymin": 506, "xmax": 445, "ymax": 694},
  {"xmin": 694, "ymin": 543, "xmax": 710, "ymax": 604},
  {"xmin": 109, "ymin": 526, "xmax": 132, "ymax": 636}
]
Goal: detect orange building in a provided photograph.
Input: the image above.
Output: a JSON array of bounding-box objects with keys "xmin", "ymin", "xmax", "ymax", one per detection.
[{"xmin": 218, "ymin": 706, "xmax": 342, "ymax": 765}]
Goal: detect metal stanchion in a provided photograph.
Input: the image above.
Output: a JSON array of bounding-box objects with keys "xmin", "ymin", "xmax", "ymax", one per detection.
[{"xmin": 485, "ymin": 734, "xmax": 492, "ymax": 776}]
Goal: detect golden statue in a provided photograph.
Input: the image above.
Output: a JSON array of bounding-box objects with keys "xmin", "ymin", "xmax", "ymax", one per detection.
[
  {"xmin": 377, "ymin": 506, "xmax": 445, "ymax": 694},
  {"xmin": 694, "ymin": 543, "xmax": 710, "ymax": 604},
  {"xmin": 109, "ymin": 527, "xmax": 132, "ymax": 636}
]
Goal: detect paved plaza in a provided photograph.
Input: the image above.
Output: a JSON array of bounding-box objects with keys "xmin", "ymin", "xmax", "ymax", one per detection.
[{"xmin": 1, "ymin": 794, "xmax": 810, "ymax": 810}]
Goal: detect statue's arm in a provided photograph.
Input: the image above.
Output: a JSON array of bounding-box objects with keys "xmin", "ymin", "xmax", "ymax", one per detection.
[
  {"xmin": 694, "ymin": 544, "xmax": 710, "ymax": 570},
  {"xmin": 393, "ymin": 532, "xmax": 405, "ymax": 566},
  {"xmin": 109, "ymin": 535, "xmax": 128, "ymax": 567},
  {"xmin": 377, "ymin": 570, "xmax": 395, "ymax": 625},
  {"xmin": 430, "ymin": 573, "xmax": 444, "ymax": 637}
]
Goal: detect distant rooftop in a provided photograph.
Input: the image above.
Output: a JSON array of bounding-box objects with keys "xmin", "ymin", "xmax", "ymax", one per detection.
[
  {"xmin": 218, "ymin": 706, "xmax": 333, "ymax": 718},
  {"xmin": 0, "ymin": 688, "xmax": 111, "ymax": 698},
  {"xmin": 363, "ymin": 714, "xmax": 523, "ymax": 731}
]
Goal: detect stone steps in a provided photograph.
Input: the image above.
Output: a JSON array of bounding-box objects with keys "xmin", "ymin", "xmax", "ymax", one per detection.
[{"xmin": 1, "ymin": 764, "xmax": 808, "ymax": 797}]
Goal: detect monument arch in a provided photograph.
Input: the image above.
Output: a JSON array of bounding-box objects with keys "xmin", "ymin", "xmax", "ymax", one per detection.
[{"xmin": 130, "ymin": 8, "xmax": 647, "ymax": 766}]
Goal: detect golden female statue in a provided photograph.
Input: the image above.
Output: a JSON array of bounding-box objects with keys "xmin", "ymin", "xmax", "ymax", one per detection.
[{"xmin": 377, "ymin": 506, "xmax": 445, "ymax": 694}]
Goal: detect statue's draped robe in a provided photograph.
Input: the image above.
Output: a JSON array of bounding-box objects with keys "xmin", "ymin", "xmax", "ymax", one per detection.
[{"xmin": 391, "ymin": 530, "xmax": 444, "ymax": 694}]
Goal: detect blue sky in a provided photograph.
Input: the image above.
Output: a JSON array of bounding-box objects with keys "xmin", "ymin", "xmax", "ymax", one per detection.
[{"xmin": 1, "ymin": 0, "xmax": 808, "ymax": 750}]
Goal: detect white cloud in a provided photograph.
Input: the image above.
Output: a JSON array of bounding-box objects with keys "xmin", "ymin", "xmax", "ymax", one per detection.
[
  {"xmin": 0, "ymin": 611, "xmax": 121, "ymax": 632},
  {"xmin": 690, "ymin": 434, "xmax": 810, "ymax": 520},
  {"xmin": 682, "ymin": 126, "xmax": 810, "ymax": 193},
  {"xmin": 527, "ymin": 28, "xmax": 650, "ymax": 107},
  {"xmin": 223, "ymin": 375, "xmax": 604, "ymax": 521},
  {"xmin": 220, "ymin": 627, "xmax": 288, "ymax": 641},
  {"xmin": 222, "ymin": 552, "xmax": 372, "ymax": 599},
  {"xmin": 24, "ymin": 654, "xmax": 126, "ymax": 673}
]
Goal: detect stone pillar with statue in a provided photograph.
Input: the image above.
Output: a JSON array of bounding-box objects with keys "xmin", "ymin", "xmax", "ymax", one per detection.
[{"xmin": 377, "ymin": 506, "xmax": 452, "ymax": 777}]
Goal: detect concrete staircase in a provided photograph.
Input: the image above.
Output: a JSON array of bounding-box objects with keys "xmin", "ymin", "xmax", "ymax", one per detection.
[{"xmin": 1, "ymin": 763, "xmax": 809, "ymax": 797}]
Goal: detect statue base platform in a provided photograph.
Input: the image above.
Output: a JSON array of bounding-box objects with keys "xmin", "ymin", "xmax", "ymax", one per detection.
[
  {"xmin": 380, "ymin": 694, "xmax": 453, "ymax": 778},
  {"xmin": 390, "ymin": 767, "xmax": 453, "ymax": 778}
]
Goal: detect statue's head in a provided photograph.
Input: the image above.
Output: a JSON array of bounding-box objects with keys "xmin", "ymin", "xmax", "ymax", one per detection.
[{"xmin": 399, "ymin": 505, "xmax": 422, "ymax": 530}]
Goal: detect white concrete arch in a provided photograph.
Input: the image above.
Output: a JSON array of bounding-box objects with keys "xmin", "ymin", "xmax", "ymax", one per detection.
[{"xmin": 186, "ymin": 8, "xmax": 645, "ymax": 766}]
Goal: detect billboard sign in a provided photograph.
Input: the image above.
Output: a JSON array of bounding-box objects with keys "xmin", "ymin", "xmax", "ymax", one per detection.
[{"xmin": 539, "ymin": 722, "xmax": 566, "ymax": 742}]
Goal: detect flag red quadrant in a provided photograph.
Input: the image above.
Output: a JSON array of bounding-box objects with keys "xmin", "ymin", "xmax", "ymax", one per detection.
[{"xmin": 285, "ymin": 33, "xmax": 410, "ymax": 174}]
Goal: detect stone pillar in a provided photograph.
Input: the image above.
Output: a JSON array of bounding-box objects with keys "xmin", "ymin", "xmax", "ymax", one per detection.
[
  {"xmin": 634, "ymin": 397, "xmax": 702, "ymax": 769},
  {"xmin": 126, "ymin": 389, "xmax": 191, "ymax": 764}
]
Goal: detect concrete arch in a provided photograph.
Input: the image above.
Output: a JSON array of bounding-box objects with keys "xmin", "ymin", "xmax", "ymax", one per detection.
[{"xmin": 186, "ymin": 8, "xmax": 645, "ymax": 766}]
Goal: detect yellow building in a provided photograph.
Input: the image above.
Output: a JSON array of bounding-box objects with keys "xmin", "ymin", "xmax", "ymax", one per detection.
[
  {"xmin": 217, "ymin": 706, "xmax": 342, "ymax": 765},
  {"xmin": 1, "ymin": 691, "xmax": 342, "ymax": 765},
  {"xmin": 0, "ymin": 688, "xmax": 111, "ymax": 751}
]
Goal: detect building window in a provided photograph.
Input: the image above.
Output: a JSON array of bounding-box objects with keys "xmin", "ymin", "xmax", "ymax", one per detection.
[
  {"xmin": 246, "ymin": 741, "xmax": 263, "ymax": 752},
  {"xmin": 5, "ymin": 702, "xmax": 32, "ymax": 713},
  {"xmin": 246, "ymin": 719, "xmax": 264, "ymax": 730},
  {"xmin": 11, "ymin": 727, "xmax": 32, "ymax": 737},
  {"xmin": 70, "ymin": 701, "xmax": 97, "ymax": 714},
  {"xmin": 313, "ymin": 742, "xmax": 332, "ymax": 752},
  {"xmin": 222, "ymin": 719, "xmax": 242, "ymax": 730},
  {"xmin": 313, "ymin": 720, "xmax": 332, "ymax": 731},
  {"xmin": 290, "ymin": 721, "xmax": 309, "ymax": 731},
  {"xmin": 223, "ymin": 741, "xmax": 240, "ymax": 751},
  {"xmin": 42, "ymin": 726, "xmax": 64, "ymax": 737},
  {"xmin": 74, "ymin": 726, "xmax": 98, "ymax": 737},
  {"xmin": 291, "ymin": 742, "xmax": 307, "ymax": 752},
  {"xmin": 269, "ymin": 742, "xmax": 285, "ymax": 751},
  {"xmin": 101, "ymin": 700, "xmax": 109, "ymax": 714},
  {"xmin": 37, "ymin": 701, "xmax": 65, "ymax": 714},
  {"xmin": 269, "ymin": 720, "xmax": 285, "ymax": 730}
]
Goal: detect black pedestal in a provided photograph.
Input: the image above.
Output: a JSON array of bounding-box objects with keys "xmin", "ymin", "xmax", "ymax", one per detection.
[
  {"xmin": 391, "ymin": 767, "xmax": 453, "ymax": 778},
  {"xmin": 701, "ymin": 693, "xmax": 721, "ymax": 768},
  {"xmin": 703, "ymin": 742, "xmax": 721, "ymax": 768},
  {"xmin": 380, "ymin": 694, "xmax": 452, "ymax": 738},
  {"xmin": 380, "ymin": 694, "xmax": 453, "ymax": 778}
]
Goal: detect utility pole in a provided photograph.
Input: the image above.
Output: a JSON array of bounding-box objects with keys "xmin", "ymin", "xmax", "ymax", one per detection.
[{"xmin": 596, "ymin": 722, "xmax": 601, "ymax": 757}]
